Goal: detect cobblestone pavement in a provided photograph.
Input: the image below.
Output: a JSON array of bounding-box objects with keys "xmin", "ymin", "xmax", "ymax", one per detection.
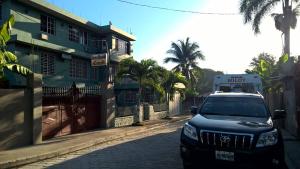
[{"xmin": 20, "ymin": 120, "xmax": 186, "ymax": 169}]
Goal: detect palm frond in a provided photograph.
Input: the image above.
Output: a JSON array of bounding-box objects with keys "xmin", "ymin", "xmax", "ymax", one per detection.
[
  {"xmin": 252, "ymin": 0, "xmax": 279, "ymax": 33},
  {"xmin": 293, "ymin": 2, "xmax": 300, "ymax": 15},
  {"xmin": 172, "ymin": 64, "xmax": 182, "ymax": 72},
  {"xmin": 167, "ymin": 42, "xmax": 183, "ymax": 59},
  {"xmin": 240, "ymin": 0, "xmax": 268, "ymax": 23},
  {"xmin": 191, "ymin": 50, "xmax": 205, "ymax": 60},
  {"xmin": 5, "ymin": 64, "xmax": 32, "ymax": 77},
  {"xmin": 0, "ymin": 15, "xmax": 15, "ymax": 45},
  {"xmin": 164, "ymin": 57, "xmax": 181, "ymax": 64}
]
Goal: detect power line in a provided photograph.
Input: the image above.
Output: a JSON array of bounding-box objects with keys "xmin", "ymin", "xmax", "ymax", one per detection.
[{"xmin": 116, "ymin": 0, "xmax": 240, "ymax": 15}]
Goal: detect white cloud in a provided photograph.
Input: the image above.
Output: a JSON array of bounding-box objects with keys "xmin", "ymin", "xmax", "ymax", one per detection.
[{"xmin": 140, "ymin": 0, "xmax": 300, "ymax": 73}]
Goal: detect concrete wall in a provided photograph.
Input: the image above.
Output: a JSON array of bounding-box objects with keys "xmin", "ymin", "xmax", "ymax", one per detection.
[
  {"xmin": 169, "ymin": 92, "xmax": 181, "ymax": 116},
  {"xmin": 114, "ymin": 116, "xmax": 134, "ymax": 127},
  {"xmin": 32, "ymin": 74, "xmax": 43, "ymax": 144},
  {"xmin": 114, "ymin": 104, "xmax": 143, "ymax": 127},
  {"xmin": 0, "ymin": 73, "xmax": 42, "ymax": 150},
  {"xmin": 144, "ymin": 104, "xmax": 167, "ymax": 121},
  {"xmin": 116, "ymin": 106, "xmax": 138, "ymax": 117},
  {"xmin": 101, "ymin": 88, "xmax": 116, "ymax": 128},
  {"xmin": 265, "ymin": 92, "xmax": 285, "ymax": 128},
  {"xmin": 0, "ymin": 89, "xmax": 30, "ymax": 150}
]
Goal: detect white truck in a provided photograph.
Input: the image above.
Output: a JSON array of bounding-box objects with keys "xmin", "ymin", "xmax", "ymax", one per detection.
[{"xmin": 213, "ymin": 74, "xmax": 263, "ymax": 94}]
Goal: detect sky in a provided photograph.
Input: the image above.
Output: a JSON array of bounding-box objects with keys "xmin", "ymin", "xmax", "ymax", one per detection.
[{"xmin": 46, "ymin": 0, "xmax": 300, "ymax": 73}]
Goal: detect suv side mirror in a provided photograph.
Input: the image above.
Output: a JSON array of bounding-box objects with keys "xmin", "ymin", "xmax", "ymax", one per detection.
[
  {"xmin": 191, "ymin": 106, "xmax": 198, "ymax": 116},
  {"xmin": 272, "ymin": 110, "xmax": 286, "ymax": 120}
]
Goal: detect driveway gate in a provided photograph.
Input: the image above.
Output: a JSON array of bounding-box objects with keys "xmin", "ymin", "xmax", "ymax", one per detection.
[{"xmin": 42, "ymin": 83, "xmax": 104, "ymax": 140}]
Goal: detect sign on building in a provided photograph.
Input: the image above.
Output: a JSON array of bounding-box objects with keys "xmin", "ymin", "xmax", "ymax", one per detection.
[{"xmin": 91, "ymin": 53, "xmax": 107, "ymax": 67}]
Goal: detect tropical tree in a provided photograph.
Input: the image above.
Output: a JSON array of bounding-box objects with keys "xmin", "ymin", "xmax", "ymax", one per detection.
[
  {"xmin": 245, "ymin": 53, "xmax": 279, "ymax": 92},
  {"xmin": 240, "ymin": 1, "xmax": 299, "ymax": 131},
  {"xmin": 0, "ymin": 15, "xmax": 32, "ymax": 85},
  {"xmin": 161, "ymin": 69, "xmax": 187, "ymax": 101},
  {"xmin": 160, "ymin": 69, "xmax": 187, "ymax": 118},
  {"xmin": 117, "ymin": 58, "xmax": 164, "ymax": 103},
  {"xmin": 164, "ymin": 37, "xmax": 205, "ymax": 88},
  {"xmin": 240, "ymin": 0, "xmax": 300, "ymax": 63}
]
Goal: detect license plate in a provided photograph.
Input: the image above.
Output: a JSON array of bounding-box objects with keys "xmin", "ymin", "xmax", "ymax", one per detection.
[{"xmin": 215, "ymin": 150, "xmax": 234, "ymax": 161}]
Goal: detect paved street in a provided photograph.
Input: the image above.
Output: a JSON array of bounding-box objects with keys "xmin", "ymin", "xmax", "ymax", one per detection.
[
  {"xmin": 21, "ymin": 120, "xmax": 186, "ymax": 169},
  {"xmin": 19, "ymin": 119, "xmax": 292, "ymax": 169}
]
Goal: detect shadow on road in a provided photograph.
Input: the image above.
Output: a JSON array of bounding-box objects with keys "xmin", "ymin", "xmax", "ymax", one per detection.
[
  {"xmin": 48, "ymin": 128, "xmax": 184, "ymax": 169},
  {"xmin": 46, "ymin": 127, "xmax": 288, "ymax": 169}
]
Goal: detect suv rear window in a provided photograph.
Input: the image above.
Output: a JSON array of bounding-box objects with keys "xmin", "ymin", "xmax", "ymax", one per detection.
[{"xmin": 200, "ymin": 97, "xmax": 268, "ymax": 117}]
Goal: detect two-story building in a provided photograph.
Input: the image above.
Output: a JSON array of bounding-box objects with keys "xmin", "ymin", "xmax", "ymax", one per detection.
[
  {"xmin": 2, "ymin": 0, "xmax": 135, "ymax": 87},
  {"xmin": 0, "ymin": 0, "xmax": 136, "ymax": 146}
]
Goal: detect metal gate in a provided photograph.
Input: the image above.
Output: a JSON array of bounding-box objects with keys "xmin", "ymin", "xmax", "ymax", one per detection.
[{"xmin": 42, "ymin": 83, "xmax": 104, "ymax": 140}]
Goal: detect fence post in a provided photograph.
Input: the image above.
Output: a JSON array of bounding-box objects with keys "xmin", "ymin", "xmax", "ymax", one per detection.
[
  {"xmin": 24, "ymin": 73, "xmax": 34, "ymax": 144},
  {"xmin": 25, "ymin": 73, "xmax": 43, "ymax": 145},
  {"xmin": 32, "ymin": 73, "xmax": 42, "ymax": 144}
]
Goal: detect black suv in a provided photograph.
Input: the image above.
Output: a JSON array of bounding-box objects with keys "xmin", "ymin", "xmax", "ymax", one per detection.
[{"xmin": 180, "ymin": 92, "xmax": 286, "ymax": 169}]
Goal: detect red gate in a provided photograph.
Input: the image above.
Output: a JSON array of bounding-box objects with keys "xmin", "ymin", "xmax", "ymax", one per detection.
[{"xmin": 42, "ymin": 83, "xmax": 103, "ymax": 140}]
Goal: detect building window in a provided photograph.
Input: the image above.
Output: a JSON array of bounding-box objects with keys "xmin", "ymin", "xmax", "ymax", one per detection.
[
  {"xmin": 115, "ymin": 38, "xmax": 119, "ymax": 51},
  {"xmin": 41, "ymin": 52, "xmax": 55, "ymax": 75},
  {"xmin": 40, "ymin": 15, "xmax": 55, "ymax": 35},
  {"xmin": 118, "ymin": 39, "xmax": 127, "ymax": 54},
  {"xmin": 70, "ymin": 58, "xmax": 88, "ymax": 79},
  {"xmin": 69, "ymin": 25, "xmax": 80, "ymax": 43},
  {"xmin": 113, "ymin": 38, "xmax": 128, "ymax": 54},
  {"xmin": 69, "ymin": 25, "xmax": 88, "ymax": 45},
  {"xmin": 102, "ymin": 40, "xmax": 107, "ymax": 51},
  {"xmin": 81, "ymin": 31, "xmax": 88, "ymax": 45}
]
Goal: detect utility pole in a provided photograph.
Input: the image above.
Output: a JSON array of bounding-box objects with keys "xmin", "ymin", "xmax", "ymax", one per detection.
[{"xmin": 282, "ymin": 2, "xmax": 298, "ymax": 136}]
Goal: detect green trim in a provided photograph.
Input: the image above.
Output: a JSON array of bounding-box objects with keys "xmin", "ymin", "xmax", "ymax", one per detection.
[
  {"xmin": 17, "ymin": 0, "xmax": 136, "ymax": 40},
  {"xmin": 17, "ymin": 0, "xmax": 100, "ymax": 31},
  {"xmin": 10, "ymin": 33, "xmax": 93, "ymax": 59}
]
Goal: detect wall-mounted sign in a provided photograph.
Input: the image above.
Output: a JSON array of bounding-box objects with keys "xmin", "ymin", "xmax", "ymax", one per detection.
[{"xmin": 91, "ymin": 53, "xmax": 107, "ymax": 67}]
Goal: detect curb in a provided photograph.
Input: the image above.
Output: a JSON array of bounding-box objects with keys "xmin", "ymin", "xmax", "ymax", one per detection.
[{"xmin": 0, "ymin": 116, "xmax": 190, "ymax": 169}]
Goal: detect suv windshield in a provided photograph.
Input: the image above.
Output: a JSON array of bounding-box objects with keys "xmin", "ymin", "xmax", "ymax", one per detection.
[{"xmin": 200, "ymin": 97, "xmax": 268, "ymax": 117}]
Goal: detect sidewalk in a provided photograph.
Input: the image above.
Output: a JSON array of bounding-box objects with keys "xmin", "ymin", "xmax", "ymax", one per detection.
[
  {"xmin": 0, "ymin": 115, "xmax": 191, "ymax": 169},
  {"xmin": 282, "ymin": 129, "xmax": 300, "ymax": 169}
]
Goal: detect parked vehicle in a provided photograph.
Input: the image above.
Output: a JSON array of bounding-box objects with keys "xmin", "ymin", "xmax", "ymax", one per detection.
[
  {"xmin": 180, "ymin": 92, "xmax": 286, "ymax": 169},
  {"xmin": 213, "ymin": 74, "xmax": 263, "ymax": 94}
]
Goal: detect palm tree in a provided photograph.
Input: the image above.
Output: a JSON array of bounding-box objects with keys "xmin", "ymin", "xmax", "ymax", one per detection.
[
  {"xmin": 240, "ymin": 1, "xmax": 299, "ymax": 136},
  {"xmin": 118, "ymin": 58, "xmax": 163, "ymax": 99},
  {"xmin": 240, "ymin": 0, "xmax": 300, "ymax": 60},
  {"xmin": 161, "ymin": 69, "xmax": 187, "ymax": 101},
  {"xmin": 160, "ymin": 68, "xmax": 187, "ymax": 118},
  {"xmin": 164, "ymin": 37, "xmax": 205, "ymax": 87}
]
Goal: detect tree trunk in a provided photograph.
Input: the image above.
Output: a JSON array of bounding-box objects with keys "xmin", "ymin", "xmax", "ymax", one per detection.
[
  {"xmin": 166, "ymin": 92, "xmax": 170, "ymax": 117},
  {"xmin": 283, "ymin": 4, "xmax": 298, "ymax": 136}
]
